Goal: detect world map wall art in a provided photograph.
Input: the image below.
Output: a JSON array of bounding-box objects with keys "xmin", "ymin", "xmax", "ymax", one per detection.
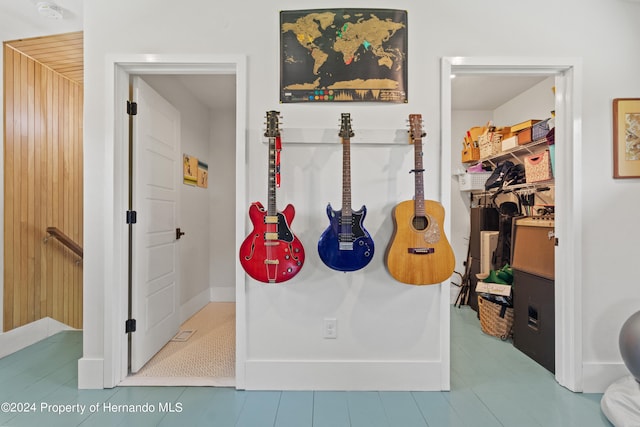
[{"xmin": 280, "ymin": 8, "xmax": 408, "ymax": 103}]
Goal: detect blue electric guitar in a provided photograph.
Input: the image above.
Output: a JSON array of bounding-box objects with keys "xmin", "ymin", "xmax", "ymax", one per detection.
[{"xmin": 317, "ymin": 113, "xmax": 374, "ymax": 272}]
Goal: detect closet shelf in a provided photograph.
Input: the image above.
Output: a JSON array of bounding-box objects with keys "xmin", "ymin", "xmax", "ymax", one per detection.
[
  {"xmin": 475, "ymin": 138, "xmax": 551, "ymax": 168},
  {"xmin": 470, "ymin": 180, "xmax": 555, "ymax": 196}
]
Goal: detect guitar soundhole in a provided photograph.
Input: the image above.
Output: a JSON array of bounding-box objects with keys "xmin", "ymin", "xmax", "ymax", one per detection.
[{"xmin": 412, "ymin": 216, "xmax": 429, "ymax": 231}]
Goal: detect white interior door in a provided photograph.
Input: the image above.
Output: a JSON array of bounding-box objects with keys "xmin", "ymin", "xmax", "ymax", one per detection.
[{"xmin": 130, "ymin": 76, "xmax": 181, "ymax": 373}]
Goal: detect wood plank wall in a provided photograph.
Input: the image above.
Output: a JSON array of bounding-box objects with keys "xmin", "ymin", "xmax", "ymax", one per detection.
[{"xmin": 3, "ymin": 44, "xmax": 83, "ymax": 331}]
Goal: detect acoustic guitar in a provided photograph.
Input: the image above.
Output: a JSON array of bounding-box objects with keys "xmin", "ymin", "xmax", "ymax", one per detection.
[
  {"xmin": 385, "ymin": 114, "xmax": 455, "ymax": 285},
  {"xmin": 317, "ymin": 113, "xmax": 374, "ymax": 272},
  {"xmin": 239, "ymin": 111, "xmax": 305, "ymax": 283}
]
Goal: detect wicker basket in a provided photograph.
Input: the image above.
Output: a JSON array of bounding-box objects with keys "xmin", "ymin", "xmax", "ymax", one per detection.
[
  {"xmin": 478, "ymin": 295, "xmax": 514, "ymax": 340},
  {"xmin": 478, "ymin": 132, "xmax": 503, "ymax": 158}
]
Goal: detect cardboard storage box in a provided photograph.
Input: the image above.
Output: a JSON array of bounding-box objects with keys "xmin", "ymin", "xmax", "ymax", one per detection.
[
  {"xmin": 461, "ymin": 145, "xmax": 480, "ymax": 163},
  {"xmin": 476, "ymin": 281, "xmax": 512, "ymax": 297},
  {"xmin": 517, "ymin": 127, "xmax": 533, "ymax": 145},
  {"xmin": 511, "ymin": 216, "xmax": 555, "ymax": 280},
  {"xmin": 511, "ymin": 119, "xmax": 541, "ymax": 133},
  {"xmin": 502, "ymin": 135, "xmax": 518, "ymax": 151},
  {"xmin": 466, "ymin": 126, "xmax": 486, "ymax": 143}
]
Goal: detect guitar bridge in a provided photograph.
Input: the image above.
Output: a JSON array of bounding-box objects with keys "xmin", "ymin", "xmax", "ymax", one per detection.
[
  {"xmin": 408, "ymin": 248, "xmax": 435, "ymax": 255},
  {"xmin": 339, "ymin": 242, "xmax": 353, "ymax": 251}
]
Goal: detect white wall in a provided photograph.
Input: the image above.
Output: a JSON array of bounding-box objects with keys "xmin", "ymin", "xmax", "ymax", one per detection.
[
  {"xmin": 494, "ymin": 77, "xmax": 556, "ymax": 127},
  {"xmin": 81, "ymin": 0, "xmax": 640, "ymax": 392},
  {"xmin": 208, "ymin": 106, "xmax": 237, "ymax": 301}
]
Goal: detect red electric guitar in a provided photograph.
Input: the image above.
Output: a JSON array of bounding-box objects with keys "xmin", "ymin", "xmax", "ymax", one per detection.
[{"xmin": 239, "ymin": 111, "xmax": 305, "ymax": 283}]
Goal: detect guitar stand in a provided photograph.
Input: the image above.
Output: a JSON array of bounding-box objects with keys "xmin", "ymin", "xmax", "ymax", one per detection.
[{"xmin": 455, "ymin": 252, "xmax": 473, "ymax": 309}]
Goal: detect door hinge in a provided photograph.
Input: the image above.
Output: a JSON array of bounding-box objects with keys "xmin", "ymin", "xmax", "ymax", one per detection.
[
  {"xmin": 126, "ymin": 210, "xmax": 137, "ymax": 224},
  {"xmin": 125, "ymin": 319, "xmax": 137, "ymax": 333},
  {"xmin": 127, "ymin": 101, "xmax": 138, "ymax": 116},
  {"xmin": 555, "ymin": 237, "xmax": 559, "ymax": 246}
]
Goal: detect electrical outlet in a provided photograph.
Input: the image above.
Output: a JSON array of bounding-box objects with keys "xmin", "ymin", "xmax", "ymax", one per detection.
[{"xmin": 323, "ymin": 318, "xmax": 337, "ymax": 339}]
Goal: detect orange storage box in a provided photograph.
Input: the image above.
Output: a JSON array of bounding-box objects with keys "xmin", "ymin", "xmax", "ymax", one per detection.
[{"xmin": 517, "ymin": 127, "xmax": 533, "ymax": 145}]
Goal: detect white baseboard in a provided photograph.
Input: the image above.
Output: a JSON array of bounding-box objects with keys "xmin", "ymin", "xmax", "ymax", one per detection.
[
  {"xmin": 582, "ymin": 362, "xmax": 631, "ymax": 393},
  {"xmin": 243, "ymin": 360, "xmax": 443, "ymax": 391},
  {"xmin": 179, "ymin": 289, "xmax": 211, "ymax": 323},
  {"xmin": 0, "ymin": 317, "xmax": 74, "ymax": 359},
  {"xmin": 210, "ymin": 286, "xmax": 235, "ymax": 303},
  {"xmin": 78, "ymin": 357, "xmax": 105, "ymax": 389}
]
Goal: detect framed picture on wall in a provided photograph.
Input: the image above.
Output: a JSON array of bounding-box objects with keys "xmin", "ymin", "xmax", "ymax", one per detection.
[
  {"xmin": 183, "ymin": 154, "xmax": 198, "ymax": 185},
  {"xmin": 613, "ymin": 98, "xmax": 640, "ymax": 178},
  {"xmin": 197, "ymin": 160, "xmax": 208, "ymax": 188}
]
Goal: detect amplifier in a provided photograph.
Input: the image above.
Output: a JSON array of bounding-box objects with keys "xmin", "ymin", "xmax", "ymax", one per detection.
[{"xmin": 511, "ymin": 216, "xmax": 555, "ymax": 280}]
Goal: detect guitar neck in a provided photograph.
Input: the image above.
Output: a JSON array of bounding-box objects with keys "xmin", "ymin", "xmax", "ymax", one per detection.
[
  {"xmin": 413, "ymin": 135, "xmax": 425, "ymax": 216},
  {"xmin": 408, "ymin": 114, "xmax": 427, "ymax": 216},
  {"xmin": 267, "ymin": 136, "xmax": 277, "ymax": 216},
  {"xmin": 342, "ymin": 136, "xmax": 352, "ymax": 217},
  {"xmin": 264, "ymin": 110, "xmax": 282, "ymax": 217}
]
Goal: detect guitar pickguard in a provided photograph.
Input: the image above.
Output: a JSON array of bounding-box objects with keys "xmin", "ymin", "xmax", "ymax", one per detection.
[
  {"xmin": 272, "ymin": 212, "xmax": 294, "ymax": 243},
  {"xmin": 422, "ymin": 215, "xmax": 441, "ymax": 244}
]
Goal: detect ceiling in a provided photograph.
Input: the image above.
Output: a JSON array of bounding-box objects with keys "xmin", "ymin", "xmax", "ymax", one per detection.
[
  {"xmin": 0, "ymin": 0, "xmax": 83, "ymax": 38},
  {"xmin": 5, "ymin": 31, "xmax": 83, "ymax": 84},
  {"xmin": 176, "ymin": 75, "xmax": 237, "ymax": 110}
]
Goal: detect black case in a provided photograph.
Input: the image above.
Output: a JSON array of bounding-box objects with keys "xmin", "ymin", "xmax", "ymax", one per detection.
[
  {"xmin": 513, "ymin": 269, "xmax": 555, "ymax": 373},
  {"xmin": 468, "ymin": 207, "xmax": 499, "ymax": 311}
]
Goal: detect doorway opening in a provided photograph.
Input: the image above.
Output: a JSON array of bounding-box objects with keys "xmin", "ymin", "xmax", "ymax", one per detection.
[
  {"xmin": 122, "ymin": 73, "xmax": 237, "ymax": 386},
  {"xmin": 441, "ymin": 57, "xmax": 583, "ymax": 392},
  {"xmin": 101, "ymin": 55, "xmax": 247, "ymax": 389}
]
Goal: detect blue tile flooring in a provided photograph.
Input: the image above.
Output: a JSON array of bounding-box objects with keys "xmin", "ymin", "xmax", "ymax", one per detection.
[{"xmin": 0, "ymin": 306, "xmax": 611, "ymax": 426}]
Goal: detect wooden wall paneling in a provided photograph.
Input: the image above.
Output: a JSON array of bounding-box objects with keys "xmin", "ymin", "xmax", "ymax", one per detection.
[
  {"xmin": 51, "ymin": 69, "xmax": 60, "ymax": 324},
  {"xmin": 63, "ymin": 77, "xmax": 70, "ymax": 326},
  {"xmin": 19, "ymin": 51, "xmax": 27, "ymax": 328},
  {"xmin": 3, "ymin": 44, "xmax": 83, "ymax": 331},
  {"xmin": 27, "ymin": 55, "xmax": 36, "ymax": 326},
  {"xmin": 76, "ymin": 82, "xmax": 83, "ymax": 327},
  {"xmin": 36, "ymin": 64, "xmax": 44, "ymax": 321},
  {"xmin": 4, "ymin": 45, "xmax": 14, "ymax": 330},
  {"xmin": 45, "ymin": 67, "xmax": 54, "ymax": 322}
]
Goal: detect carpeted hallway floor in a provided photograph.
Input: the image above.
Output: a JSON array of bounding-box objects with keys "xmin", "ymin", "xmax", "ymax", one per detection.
[{"xmin": 124, "ymin": 302, "xmax": 235, "ymax": 386}]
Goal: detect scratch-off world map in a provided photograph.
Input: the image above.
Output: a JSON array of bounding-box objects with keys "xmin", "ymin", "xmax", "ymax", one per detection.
[{"xmin": 280, "ymin": 9, "xmax": 407, "ymax": 103}]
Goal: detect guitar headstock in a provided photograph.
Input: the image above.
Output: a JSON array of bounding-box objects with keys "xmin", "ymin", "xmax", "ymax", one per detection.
[
  {"xmin": 265, "ymin": 110, "xmax": 281, "ymax": 138},
  {"xmin": 339, "ymin": 113, "xmax": 354, "ymax": 139},
  {"xmin": 408, "ymin": 114, "xmax": 426, "ymax": 142}
]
